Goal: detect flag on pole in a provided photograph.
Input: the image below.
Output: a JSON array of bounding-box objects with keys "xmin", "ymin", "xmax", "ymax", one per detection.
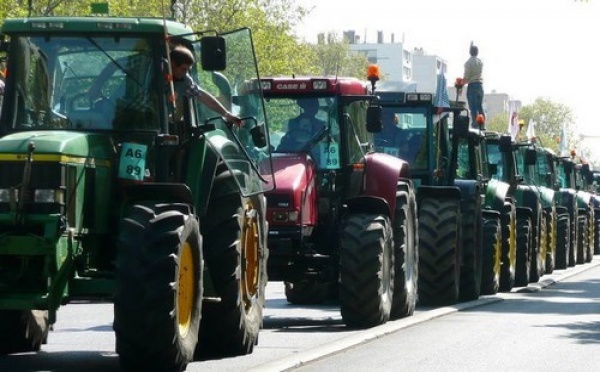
[
  {"xmin": 434, "ymin": 71, "xmax": 450, "ymax": 114},
  {"xmin": 526, "ymin": 119, "xmax": 536, "ymax": 140},
  {"xmin": 558, "ymin": 125, "xmax": 568, "ymax": 157},
  {"xmin": 508, "ymin": 101, "xmax": 519, "ymax": 140}
]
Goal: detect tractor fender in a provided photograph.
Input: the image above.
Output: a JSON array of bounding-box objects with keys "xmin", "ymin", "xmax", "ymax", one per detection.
[
  {"xmin": 482, "ymin": 208, "xmax": 501, "ymax": 220},
  {"xmin": 362, "ymin": 152, "xmax": 411, "ymax": 218},
  {"xmin": 558, "ymin": 188, "xmax": 577, "ymax": 217},
  {"xmin": 538, "ymin": 187, "xmax": 556, "ymax": 210},
  {"xmin": 416, "ymin": 185, "xmax": 462, "ymax": 202},
  {"xmin": 515, "ymin": 185, "xmax": 541, "ymax": 220},
  {"xmin": 454, "ymin": 179, "xmax": 482, "ymax": 202},
  {"xmin": 555, "ymin": 206, "xmax": 568, "ymax": 216},
  {"xmin": 483, "ymin": 179, "xmax": 510, "ymax": 212},
  {"xmin": 121, "ymin": 183, "xmax": 194, "ymax": 208},
  {"xmin": 516, "ymin": 206, "xmax": 534, "ymax": 219},
  {"xmin": 576, "ymin": 190, "xmax": 593, "ymax": 210}
]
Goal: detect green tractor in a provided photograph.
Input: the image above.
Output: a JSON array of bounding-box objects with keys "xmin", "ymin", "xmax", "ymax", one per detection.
[
  {"xmin": 516, "ymin": 144, "xmax": 562, "ymax": 280},
  {"xmin": 556, "ymin": 155, "xmax": 594, "ymax": 266},
  {"xmin": 0, "ymin": 14, "xmax": 273, "ymax": 371},
  {"xmin": 473, "ymin": 131, "xmax": 517, "ymax": 294},
  {"xmin": 528, "ymin": 146, "xmax": 572, "ymax": 273},
  {"xmin": 372, "ymin": 91, "xmax": 482, "ymax": 305},
  {"xmin": 580, "ymin": 164, "xmax": 600, "ymax": 257}
]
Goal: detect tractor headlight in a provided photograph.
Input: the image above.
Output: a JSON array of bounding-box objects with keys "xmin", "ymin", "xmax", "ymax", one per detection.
[
  {"xmin": 0, "ymin": 188, "xmax": 15, "ymax": 203},
  {"xmin": 272, "ymin": 210, "xmax": 300, "ymax": 222},
  {"xmin": 34, "ymin": 189, "xmax": 65, "ymax": 204}
]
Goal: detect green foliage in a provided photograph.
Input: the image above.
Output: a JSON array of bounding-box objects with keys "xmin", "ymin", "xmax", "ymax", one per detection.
[
  {"xmin": 308, "ymin": 32, "xmax": 370, "ymax": 78},
  {"xmin": 485, "ymin": 112, "xmax": 509, "ymax": 134},
  {"xmin": 518, "ymin": 98, "xmax": 576, "ymax": 152}
]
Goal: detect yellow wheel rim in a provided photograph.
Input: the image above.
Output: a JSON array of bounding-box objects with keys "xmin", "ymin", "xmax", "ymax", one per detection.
[
  {"xmin": 493, "ymin": 228, "xmax": 502, "ymax": 278},
  {"xmin": 177, "ymin": 241, "xmax": 195, "ymax": 337},
  {"xmin": 509, "ymin": 210, "xmax": 517, "ymax": 268},
  {"xmin": 241, "ymin": 201, "xmax": 260, "ymax": 311}
]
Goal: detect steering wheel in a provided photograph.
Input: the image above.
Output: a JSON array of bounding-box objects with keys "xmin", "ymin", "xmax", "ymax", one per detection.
[{"xmin": 277, "ymin": 128, "xmax": 313, "ymax": 152}]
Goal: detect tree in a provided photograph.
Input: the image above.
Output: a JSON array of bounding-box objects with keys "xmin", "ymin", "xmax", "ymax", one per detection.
[
  {"xmin": 485, "ymin": 112, "xmax": 509, "ymax": 134},
  {"xmin": 517, "ymin": 98, "xmax": 576, "ymax": 153},
  {"xmin": 307, "ymin": 32, "xmax": 370, "ymax": 78}
]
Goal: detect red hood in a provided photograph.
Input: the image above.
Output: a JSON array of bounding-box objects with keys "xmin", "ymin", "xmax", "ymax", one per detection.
[{"xmin": 268, "ymin": 153, "xmax": 315, "ymax": 193}]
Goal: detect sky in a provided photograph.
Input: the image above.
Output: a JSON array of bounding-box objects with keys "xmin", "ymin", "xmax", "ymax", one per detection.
[{"xmin": 292, "ymin": 0, "xmax": 600, "ymax": 153}]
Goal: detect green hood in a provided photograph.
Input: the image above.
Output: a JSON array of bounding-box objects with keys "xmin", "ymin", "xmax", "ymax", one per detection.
[{"xmin": 0, "ymin": 131, "xmax": 115, "ymax": 160}]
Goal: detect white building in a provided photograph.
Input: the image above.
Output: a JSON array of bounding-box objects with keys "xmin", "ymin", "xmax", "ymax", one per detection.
[{"xmin": 346, "ymin": 30, "xmax": 412, "ymax": 83}]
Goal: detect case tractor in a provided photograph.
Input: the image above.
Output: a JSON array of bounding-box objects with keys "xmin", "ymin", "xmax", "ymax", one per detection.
[
  {"xmin": 261, "ymin": 76, "xmax": 418, "ymax": 327},
  {"xmin": 0, "ymin": 11, "xmax": 274, "ymax": 371}
]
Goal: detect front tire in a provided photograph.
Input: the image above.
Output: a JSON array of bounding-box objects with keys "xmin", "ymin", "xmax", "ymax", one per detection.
[
  {"xmin": 114, "ymin": 203, "xmax": 203, "ymax": 372},
  {"xmin": 339, "ymin": 213, "xmax": 393, "ymax": 328},
  {"xmin": 480, "ymin": 216, "xmax": 501, "ymax": 295},
  {"xmin": 0, "ymin": 310, "xmax": 49, "ymax": 354},
  {"xmin": 418, "ymin": 198, "xmax": 461, "ymax": 306},
  {"xmin": 391, "ymin": 189, "xmax": 418, "ymax": 319},
  {"xmin": 196, "ymin": 192, "xmax": 267, "ymax": 358}
]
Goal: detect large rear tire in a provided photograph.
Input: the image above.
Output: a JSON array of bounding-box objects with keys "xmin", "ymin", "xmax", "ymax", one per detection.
[
  {"xmin": 196, "ymin": 192, "xmax": 267, "ymax": 358},
  {"xmin": 418, "ymin": 198, "xmax": 461, "ymax": 306},
  {"xmin": 545, "ymin": 210, "xmax": 556, "ymax": 274},
  {"xmin": 554, "ymin": 213, "xmax": 570, "ymax": 269},
  {"xmin": 114, "ymin": 203, "xmax": 203, "ymax": 372},
  {"xmin": 339, "ymin": 213, "xmax": 393, "ymax": 328},
  {"xmin": 391, "ymin": 189, "xmax": 418, "ymax": 319},
  {"xmin": 576, "ymin": 214, "xmax": 588, "ymax": 265},
  {"xmin": 529, "ymin": 212, "xmax": 545, "ymax": 283},
  {"xmin": 480, "ymin": 216, "xmax": 501, "ymax": 295},
  {"xmin": 459, "ymin": 197, "xmax": 482, "ymax": 302},
  {"xmin": 499, "ymin": 206, "xmax": 516, "ymax": 292},
  {"xmin": 0, "ymin": 310, "xmax": 49, "ymax": 354},
  {"xmin": 515, "ymin": 214, "xmax": 532, "ymax": 287}
]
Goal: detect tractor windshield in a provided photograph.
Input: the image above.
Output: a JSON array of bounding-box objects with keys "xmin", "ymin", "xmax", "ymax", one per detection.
[
  {"xmin": 264, "ymin": 96, "xmax": 341, "ymax": 169},
  {"xmin": 374, "ymin": 107, "xmax": 427, "ymax": 169},
  {"xmin": 486, "ymin": 143, "xmax": 505, "ymax": 181},
  {"xmin": 4, "ymin": 35, "xmax": 159, "ymax": 131}
]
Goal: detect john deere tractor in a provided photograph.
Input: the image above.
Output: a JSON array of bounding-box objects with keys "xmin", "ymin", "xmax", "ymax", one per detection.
[
  {"xmin": 0, "ymin": 13, "xmax": 273, "ymax": 371},
  {"xmin": 372, "ymin": 90, "xmax": 482, "ymax": 305}
]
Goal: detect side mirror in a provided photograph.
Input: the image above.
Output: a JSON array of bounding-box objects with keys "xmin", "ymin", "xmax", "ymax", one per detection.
[
  {"xmin": 201, "ymin": 36, "xmax": 226, "ymax": 71},
  {"xmin": 453, "ymin": 115, "xmax": 470, "ymax": 137},
  {"xmin": 250, "ymin": 123, "xmax": 267, "ymax": 148},
  {"xmin": 563, "ymin": 161, "xmax": 573, "ymax": 175},
  {"xmin": 524, "ymin": 148, "xmax": 537, "ymax": 165},
  {"xmin": 366, "ymin": 105, "xmax": 382, "ymax": 133},
  {"xmin": 499, "ymin": 135, "xmax": 512, "ymax": 153},
  {"xmin": 0, "ymin": 34, "xmax": 8, "ymax": 53}
]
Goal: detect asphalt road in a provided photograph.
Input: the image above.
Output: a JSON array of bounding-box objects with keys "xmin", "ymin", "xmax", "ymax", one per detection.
[{"xmin": 0, "ymin": 257, "xmax": 598, "ymax": 372}]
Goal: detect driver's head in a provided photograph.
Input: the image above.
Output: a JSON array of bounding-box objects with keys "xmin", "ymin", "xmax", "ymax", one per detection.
[
  {"xmin": 170, "ymin": 45, "xmax": 195, "ymax": 80},
  {"xmin": 298, "ymin": 99, "xmax": 319, "ymax": 117}
]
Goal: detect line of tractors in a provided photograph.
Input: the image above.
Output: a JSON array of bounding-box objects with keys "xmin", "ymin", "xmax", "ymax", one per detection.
[{"xmin": 0, "ymin": 10, "xmax": 596, "ymax": 372}]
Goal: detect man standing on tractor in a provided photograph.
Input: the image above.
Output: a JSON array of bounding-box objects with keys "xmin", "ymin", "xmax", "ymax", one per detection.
[{"xmin": 462, "ymin": 43, "xmax": 485, "ymax": 122}]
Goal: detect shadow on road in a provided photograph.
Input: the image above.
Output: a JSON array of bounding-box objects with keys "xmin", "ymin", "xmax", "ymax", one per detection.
[{"xmin": 0, "ymin": 351, "xmax": 120, "ymax": 372}]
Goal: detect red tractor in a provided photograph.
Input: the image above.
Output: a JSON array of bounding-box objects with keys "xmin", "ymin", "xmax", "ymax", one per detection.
[{"xmin": 261, "ymin": 76, "xmax": 418, "ymax": 327}]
